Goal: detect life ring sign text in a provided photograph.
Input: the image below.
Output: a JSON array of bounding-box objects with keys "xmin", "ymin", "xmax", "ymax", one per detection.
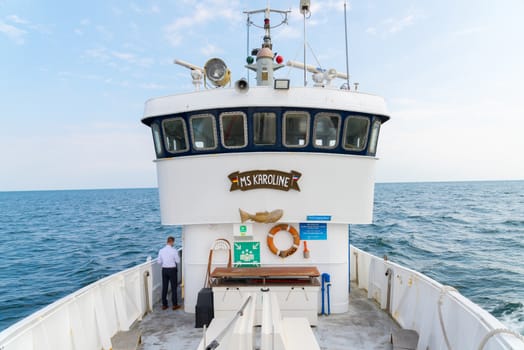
[{"xmin": 228, "ymin": 170, "xmax": 302, "ymax": 192}]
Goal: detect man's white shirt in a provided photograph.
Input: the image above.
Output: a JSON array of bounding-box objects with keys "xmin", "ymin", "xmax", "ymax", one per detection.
[{"xmin": 158, "ymin": 245, "xmax": 180, "ymax": 268}]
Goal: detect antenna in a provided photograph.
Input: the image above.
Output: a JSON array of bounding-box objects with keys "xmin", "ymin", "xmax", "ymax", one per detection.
[
  {"xmin": 343, "ymin": 1, "xmax": 350, "ymax": 89},
  {"xmin": 300, "ymin": 0, "xmax": 311, "ymax": 87}
]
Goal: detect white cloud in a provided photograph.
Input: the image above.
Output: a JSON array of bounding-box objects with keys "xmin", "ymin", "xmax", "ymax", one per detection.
[
  {"xmin": 200, "ymin": 43, "xmax": 223, "ymax": 56},
  {"xmin": 112, "ymin": 50, "xmax": 154, "ymax": 67},
  {"xmin": 164, "ymin": 1, "xmax": 240, "ymax": 47},
  {"xmin": 139, "ymin": 82, "xmax": 167, "ymax": 89},
  {"xmin": 85, "ymin": 47, "xmax": 109, "ymax": 60},
  {"xmin": 310, "ymin": 0, "xmax": 347, "ymax": 14},
  {"xmin": 275, "ymin": 26, "xmax": 301, "ymax": 40},
  {"xmin": 6, "ymin": 14, "xmax": 28, "ymax": 24},
  {"xmin": 130, "ymin": 3, "xmax": 142, "ymax": 14},
  {"xmin": 366, "ymin": 13, "xmax": 419, "ymax": 37},
  {"xmin": 0, "ymin": 20, "xmax": 26, "ymax": 44},
  {"xmin": 366, "ymin": 27, "xmax": 377, "ymax": 35},
  {"xmin": 386, "ymin": 15, "xmax": 415, "ymax": 34},
  {"xmin": 96, "ymin": 25, "xmax": 113, "ymax": 41},
  {"xmin": 130, "ymin": 3, "xmax": 161, "ymax": 15},
  {"xmin": 112, "ymin": 51, "xmax": 135, "ymax": 61},
  {"xmin": 454, "ymin": 26, "xmax": 484, "ymax": 36},
  {"xmin": 85, "ymin": 47, "xmax": 154, "ymax": 68}
]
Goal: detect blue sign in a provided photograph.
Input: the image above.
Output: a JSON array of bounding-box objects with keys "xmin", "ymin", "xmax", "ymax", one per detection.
[
  {"xmin": 306, "ymin": 215, "xmax": 332, "ymax": 221},
  {"xmin": 299, "ymin": 223, "xmax": 327, "ymax": 240}
]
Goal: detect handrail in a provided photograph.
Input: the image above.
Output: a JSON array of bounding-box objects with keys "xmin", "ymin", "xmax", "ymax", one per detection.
[
  {"xmin": 205, "ymin": 296, "xmax": 253, "ymax": 350},
  {"xmin": 350, "ymin": 245, "xmax": 524, "ymax": 349},
  {"xmin": 0, "ymin": 258, "xmax": 159, "ymax": 350}
]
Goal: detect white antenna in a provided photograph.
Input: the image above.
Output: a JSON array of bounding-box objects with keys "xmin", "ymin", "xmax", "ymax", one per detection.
[
  {"xmin": 300, "ymin": 0, "xmax": 311, "ymax": 87},
  {"xmin": 343, "ymin": 1, "xmax": 350, "ymax": 89}
]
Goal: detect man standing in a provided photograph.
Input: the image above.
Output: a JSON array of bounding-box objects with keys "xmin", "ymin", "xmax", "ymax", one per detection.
[{"xmin": 158, "ymin": 236, "xmax": 181, "ymax": 310}]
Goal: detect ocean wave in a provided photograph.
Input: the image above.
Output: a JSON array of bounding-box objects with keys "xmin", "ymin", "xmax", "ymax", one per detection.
[{"xmin": 495, "ymin": 302, "xmax": 524, "ymax": 336}]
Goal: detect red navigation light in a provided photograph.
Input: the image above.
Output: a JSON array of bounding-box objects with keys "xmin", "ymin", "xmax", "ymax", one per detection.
[{"xmin": 275, "ymin": 55, "xmax": 284, "ymax": 64}]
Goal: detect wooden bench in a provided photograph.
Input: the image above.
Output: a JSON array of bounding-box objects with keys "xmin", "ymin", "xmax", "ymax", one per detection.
[{"xmin": 211, "ymin": 266, "xmax": 320, "ymax": 285}]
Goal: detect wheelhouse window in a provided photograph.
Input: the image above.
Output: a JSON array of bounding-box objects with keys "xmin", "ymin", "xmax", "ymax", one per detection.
[
  {"xmin": 283, "ymin": 111, "xmax": 309, "ymax": 147},
  {"xmin": 190, "ymin": 114, "xmax": 217, "ymax": 151},
  {"xmin": 368, "ymin": 120, "xmax": 381, "ymax": 155},
  {"xmin": 220, "ymin": 112, "xmax": 247, "ymax": 148},
  {"xmin": 151, "ymin": 123, "xmax": 163, "ymax": 156},
  {"xmin": 343, "ymin": 116, "xmax": 370, "ymax": 151},
  {"xmin": 163, "ymin": 117, "xmax": 189, "ymax": 153},
  {"xmin": 253, "ymin": 112, "xmax": 277, "ymax": 145},
  {"xmin": 313, "ymin": 113, "xmax": 340, "ymax": 149}
]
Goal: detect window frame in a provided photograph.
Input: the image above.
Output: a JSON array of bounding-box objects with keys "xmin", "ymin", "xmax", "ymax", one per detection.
[
  {"xmin": 368, "ymin": 119, "xmax": 381, "ymax": 155},
  {"xmin": 342, "ymin": 115, "xmax": 371, "ymax": 152},
  {"xmin": 219, "ymin": 111, "xmax": 248, "ymax": 149},
  {"xmin": 151, "ymin": 122, "xmax": 163, "ymax": 157},
  {"xmin": 189, "ymin": 113, "xmax": 218, "ymax": 151},
  {"xmin": 312, "ymin": 112, "xmax": 341, "ymax": 149},
  {"xmin": 253, "ymin": 111, "xmax": 278, "ymax": 146},
  {"xmin": 162, "ymin": 117, "xmax": 190, "ymax": 154},
  {"xmin": 282, "ymin": 111, "xmax": 310, "ymax": 148}
]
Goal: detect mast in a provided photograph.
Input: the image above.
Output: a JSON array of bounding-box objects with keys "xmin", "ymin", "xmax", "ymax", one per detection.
[{"xmin": 244, "ymin": 6, "xmax": 289, "ymax": 86}]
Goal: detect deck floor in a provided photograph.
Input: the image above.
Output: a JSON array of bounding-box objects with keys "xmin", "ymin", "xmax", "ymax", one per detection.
[{"xmin": 137, "ymin": 283, "xmax": 400, "ymax": 350}]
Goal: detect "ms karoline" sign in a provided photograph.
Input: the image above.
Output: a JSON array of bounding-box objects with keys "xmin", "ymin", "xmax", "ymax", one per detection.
[{"xmin": 228, "ymin": 170, "xmax": 302, "ymax": 192}]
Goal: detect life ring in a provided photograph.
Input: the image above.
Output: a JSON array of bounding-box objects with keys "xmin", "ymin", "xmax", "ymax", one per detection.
[{"xmin": 267, "ymin": 224, "xmax": 300, "ymax": 258}]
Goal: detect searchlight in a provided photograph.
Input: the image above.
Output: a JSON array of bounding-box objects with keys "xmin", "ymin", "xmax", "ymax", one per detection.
[{"xmin": 204, "ymin": 58, "xmax": 231, "ymax": 88}]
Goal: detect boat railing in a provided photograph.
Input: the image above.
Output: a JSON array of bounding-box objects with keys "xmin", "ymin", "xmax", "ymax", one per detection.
[
  {"xmin": 0, "ymin": 257, "xmax": 162, "ymax": 350},
  {"xmin": 350, "ymin": 245, "xmax": 524, "ymax": 350}
]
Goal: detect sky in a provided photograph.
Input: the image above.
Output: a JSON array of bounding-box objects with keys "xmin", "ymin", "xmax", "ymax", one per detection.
[{"xmin": 0, "ymin": 0, "xmax": 523, "ymax": 191}]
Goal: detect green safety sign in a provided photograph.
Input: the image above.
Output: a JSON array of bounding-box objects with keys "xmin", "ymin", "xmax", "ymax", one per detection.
[{"xmin": 233, "ymin": 241, "xmax": 260, "ymax": 267}]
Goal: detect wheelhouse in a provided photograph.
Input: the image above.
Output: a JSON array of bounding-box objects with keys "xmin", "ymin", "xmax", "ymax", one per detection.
[{"xmin": 142, "ymin": 107, "xmax": 389, "ymax": 159}]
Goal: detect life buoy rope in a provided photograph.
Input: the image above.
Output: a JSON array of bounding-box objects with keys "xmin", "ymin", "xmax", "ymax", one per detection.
[{"xmin": 267, "ymin": 224, "xmax": 300, "ymax": 258}]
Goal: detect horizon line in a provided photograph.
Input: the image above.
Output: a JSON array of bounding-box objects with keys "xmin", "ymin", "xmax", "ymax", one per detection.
[{"xmin": 1, "ymin": 178, "xmax": 523, "ymax": 193}]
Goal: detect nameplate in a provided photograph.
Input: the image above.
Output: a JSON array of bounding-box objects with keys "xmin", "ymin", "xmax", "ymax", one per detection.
[{"xmin": 228, "ymin": 170, "xmax": 302, "ymax": 192}]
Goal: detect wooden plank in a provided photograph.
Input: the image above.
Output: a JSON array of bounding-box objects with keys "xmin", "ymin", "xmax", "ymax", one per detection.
[{"xmin": 211, "ymin": 266, "xmax": 320, "ymax": 278}]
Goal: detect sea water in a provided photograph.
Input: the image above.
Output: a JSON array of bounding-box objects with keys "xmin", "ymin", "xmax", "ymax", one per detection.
[{"xmin": 0, "ymin": 182, "xmax": 523, "ymax": 335}]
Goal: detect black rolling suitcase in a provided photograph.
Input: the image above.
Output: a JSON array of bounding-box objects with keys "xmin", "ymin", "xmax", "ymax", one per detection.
[{"xmin": 195, "ymin": 288, "xmax": 214, "ymax": 328}]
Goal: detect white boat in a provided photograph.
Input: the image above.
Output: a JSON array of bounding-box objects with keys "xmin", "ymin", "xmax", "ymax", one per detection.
[{"xmin": 1, "ymin": 3, "xmax": 523, "ymax": 350}]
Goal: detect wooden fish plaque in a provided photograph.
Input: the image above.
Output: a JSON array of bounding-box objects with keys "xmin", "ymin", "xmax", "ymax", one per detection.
[{"xmin": 228, "ymin": 170, "xmax": 302, "ymax": 192}]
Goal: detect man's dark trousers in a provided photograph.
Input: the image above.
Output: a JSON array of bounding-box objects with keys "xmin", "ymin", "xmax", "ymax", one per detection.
[{"xmin": 162, "ymin": 267, "xmax": 178, "ymax": 307}]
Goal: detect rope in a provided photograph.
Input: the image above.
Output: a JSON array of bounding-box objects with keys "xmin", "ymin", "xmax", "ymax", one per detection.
[
  {"xmin": 306, "ymin": 42, "xmax": 322, "ymax": 69},
  {"xmin": 477, "ymin": 328, "xmax": 524, "ymax": 350},
  {"xmin": 438, "ymin": 285, "xmax": 458, "ymax": 350},
  {"xmin": 439, "ymin": 285, "xmax": 524, "ymax": 349}
]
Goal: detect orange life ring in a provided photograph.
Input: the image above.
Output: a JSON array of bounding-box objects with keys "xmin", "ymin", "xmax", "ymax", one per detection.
[{"xmin": 267, "ymin": 224, "xmax": 300, "ymax": 258}]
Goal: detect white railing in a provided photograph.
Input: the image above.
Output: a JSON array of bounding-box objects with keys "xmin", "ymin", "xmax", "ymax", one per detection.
[
  {"xmin": 0, "ymin": 258, "xmax": 161, "ymax": 350},
  {"xmin": 350, "ymin": 246, "xmax": 524, "ymax": 350}
]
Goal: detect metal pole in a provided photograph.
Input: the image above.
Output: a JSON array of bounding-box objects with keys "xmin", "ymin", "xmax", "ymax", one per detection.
[
  {"xmin": 246, "ymin": 15, "xmax": 250, "ymax": 81},
  {"xmin": 303, "ymin": 11, "xmax": 307, "ymax": 87},
  {"xmin": 344, "ymin": 1, "xmax": 350, "ymax": 89},
  {"xmin": 205, "ymin": 296, "xmax": 253, "ymax": 350}
]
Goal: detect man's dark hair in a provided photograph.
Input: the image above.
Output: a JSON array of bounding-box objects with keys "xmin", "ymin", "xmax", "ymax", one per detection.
[{"xmin": 167, "ymin": 236, "xmax": 175, "ymax": 243}]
